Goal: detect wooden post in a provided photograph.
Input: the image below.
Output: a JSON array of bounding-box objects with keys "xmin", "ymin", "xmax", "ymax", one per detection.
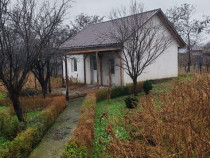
[
  {"xmin": 120, "ymin": 51, "xmax": 123, "ymax": 86},
  {"xmin": 61, "ymin": 59, "xmax": 65, "ymax": 87},
  {"xmin": 100, "ymin": 55, "xmax": 103, "ymax": 86},
  {"xmin": 34, "ymin": 74, "xmax": 37, "ymax": 90},
  {"xmin": 107, "ymin": 64, "xmax": 112, "ymax": 102},
  {"xmin": 65, "ymin": 55, "xmax": 69, "ymax": 101},
  {"xmin": 96, "ymin": 52, "xmax": 100, "ymax": 88},
  {"xmin": 47, "ymin": 61, "xmax": 51, "ymax": 93},
  {"xmin": 84, "ymin": 54, "xmax": 87, "ymax": 84}
]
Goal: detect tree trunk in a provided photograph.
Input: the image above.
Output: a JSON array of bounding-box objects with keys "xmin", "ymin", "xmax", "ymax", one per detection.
[
  {"xmin": 133, "ymin": 78, "xmax": 137, "ymax": 96},
  {"xmin": 40, "ymin": 81, "xmax": 48, "ymax": 98},
  {"xmin": 10, "ymin": 93, "xmax": 25, "ymax": 123},
  {"xmin": 187, "ymin": 51, "xmax": 191, "ymax": 73},
  {"xmin": 48, "ymin": 76, "xmax": 51, "ymax": 93}
]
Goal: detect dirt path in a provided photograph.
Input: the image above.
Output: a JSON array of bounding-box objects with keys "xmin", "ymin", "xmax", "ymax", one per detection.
[{"xmin": 29, "ymin": 97, "xmax": 84, "ymax": 158}]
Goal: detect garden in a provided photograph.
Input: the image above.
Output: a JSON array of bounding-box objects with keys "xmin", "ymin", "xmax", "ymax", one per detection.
[
  {"xmin": 61, "ymin": 74, "xmax": 210, "ymax": 158},
  {"xmin": 0, "ymin": 92, "xmax": 66, "ymax": 158}
]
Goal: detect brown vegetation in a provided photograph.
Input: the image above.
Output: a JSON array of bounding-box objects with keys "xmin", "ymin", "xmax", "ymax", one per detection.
[
  {"xmin": 103, "ymin": 74, "xmax": 210, "ymax": 157},
  {"xmin": 66, "ymin": 92, "xmax": 96, "ymax": 156}
]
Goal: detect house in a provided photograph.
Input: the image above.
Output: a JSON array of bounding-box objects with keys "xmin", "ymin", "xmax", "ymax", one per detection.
[{"xmin": 60, "ymin": 9, "xmax": 185, "ymax": 86}]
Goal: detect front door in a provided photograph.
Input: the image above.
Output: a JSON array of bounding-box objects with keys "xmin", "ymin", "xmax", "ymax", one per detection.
[{"xmin": 92, "ymin": 55, "xmax": 97, "ymax": 83}]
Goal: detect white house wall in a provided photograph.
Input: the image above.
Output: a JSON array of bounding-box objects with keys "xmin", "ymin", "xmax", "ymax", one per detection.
[
  {"xmin": 101, "ymin": 52, "xmax": 121, "ymax": 86},
  {"xmin": 63, "ymin": 54, "xmax": 85, "ymax": 83},
  {"xmin": 63, "ymin": 53, "xmax": 121, "ymax": 86},
  {"xmin": 123, "ymin": 15, "xmax": 179, "ymax": 85}
]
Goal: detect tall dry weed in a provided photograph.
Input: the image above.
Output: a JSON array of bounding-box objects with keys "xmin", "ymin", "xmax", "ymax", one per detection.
[{"xmin": 103, "ymin": 74, "xmax": 210, "ymax": 158}]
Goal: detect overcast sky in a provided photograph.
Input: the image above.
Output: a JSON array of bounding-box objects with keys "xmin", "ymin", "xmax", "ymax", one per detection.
[
  {"xmin": 66, "ymin": 0, "xmax": 210, "ymax": 43},
  {"xmin": 68, "ymin": 0, "xmax": 210, "ymax": 19},
  {"xmin": 10, "ymin": 0, "xmax": 210, "ymax": 43}
]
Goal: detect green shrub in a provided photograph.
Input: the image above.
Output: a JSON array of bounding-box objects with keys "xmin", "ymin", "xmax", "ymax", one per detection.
[
  {"xmin": 61, "ymin": 142, "xmax": 88, "ymax": 158},
  {"xmin": 111, "ymin": 86, "xmax": 129, "ymax": 98},
  {"xmin": 3, "ymin": 127, "xmax": 41, "ymax": 158},
  {"xmin": 124, "ymin": 96, "xmax": 139, "ymax": 109},
  {"xmin": 0, "ymin": 113, "xmax": 19, "ymax": 140},
  {"xmin": 0, "ymin": 96, "xmax": 67, "ymax": 158},
  {"xmin": 127, "ymin": 82, "xmax": 143, "ymax": 94},
  {"xmin": 143, "ymin": 80, "xmax": 153, "ymax": 94}
]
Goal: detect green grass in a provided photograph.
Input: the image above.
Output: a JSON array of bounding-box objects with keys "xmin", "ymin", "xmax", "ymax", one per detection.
[
  {"xmin": 92, "ymin": 95, "xmax": 130, "ymax": 158},
  {"xmin": 0, "ymin": 93, "xmax": 6, "ymax": 99},
  {"xmin": 12, "ymin": 110, "xmax": 42, "ymax": 122},
  {"xmin": 0, "ymin": 106, "xmax": 9, "ymax": 111},
  {"xmin": 92, "ymin": 76, "xmax": 189, "ymax": 157}
]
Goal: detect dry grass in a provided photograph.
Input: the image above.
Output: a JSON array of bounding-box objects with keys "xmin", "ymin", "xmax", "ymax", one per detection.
[
  {"xmin": 101, "ymin": 74, "xmax": 210, "ymax": 158},
  {"xmin": 69, "ymin": 92, "xmax": 96, "ymax": 155}
]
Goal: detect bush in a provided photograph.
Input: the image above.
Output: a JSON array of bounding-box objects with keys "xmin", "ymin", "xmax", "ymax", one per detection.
[
  {"xmin": 20, "ymin": 88, "xmax": 39, "ymax": 97},
  {"xmin": 0, "ymin": 96, "xmax": 67, "ymax": 158},
  {"xmin": 127, "ymin": 81, "xmax": 143, "ymax": 94},
  {"xmin": 111, "ymin": 86, "xmax": 129, "ymax": 98},
  {"xmin": 143, "ymin": 80, "xmax": 153, "ymax": 94},
  {"xmin": 95, "ymin": 89, "xmax": 108, "ymax": 102},
  {"xmin": 0, "ymin": 98, "xmax": 11, "ymax": 107},
  {"xmin": 38, "ymin": 96, "xmax": 66, "ymax": 129},
  {"xmin": 0, "ymin": 112, "xmax": 19, "ymax": 140},
  {"xmin": 0, "ymin": 127, "xmax": 41, "ymax": 158},
  {"xmin": 62, "ymin": 93, "xmax": 96, "ymax": 157},
  {"xmin": 124, "ymin": 96, "xmax": 139, "ymax": 109},
  {"xmin": 61, "ymin": 142, "xmax": 88, "ymax": 158}
]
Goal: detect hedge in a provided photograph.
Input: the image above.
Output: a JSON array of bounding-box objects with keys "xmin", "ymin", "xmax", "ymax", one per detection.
[
  {"xmin": 62, "ymin": 82, "xmax": 144, "ymax": 157},
  {"xmin": 0, "ymin": 112, "xmax": 18, "ymax": 140},
  {"xmin": 0, "ymin": 96, "xmax": 67, "ymax": 158}
]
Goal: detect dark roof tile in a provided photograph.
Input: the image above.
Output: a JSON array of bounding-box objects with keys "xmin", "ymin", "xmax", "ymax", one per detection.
[{"xmin": 60, "ymin": 9, "xmax": 159, "ymax": 49}]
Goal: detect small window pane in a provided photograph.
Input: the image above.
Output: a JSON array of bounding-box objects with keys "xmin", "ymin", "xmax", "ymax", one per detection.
[
  {"xmin": 109, "ymin": 59, "xmax": 115, "ymax": 74},
  {"xmin": 74, "ymin": 58, "xmax": 77, "ymax": 71},
  {"xmin": 93, "ymin": 56, "xmax": 97, "ymax": 70}
]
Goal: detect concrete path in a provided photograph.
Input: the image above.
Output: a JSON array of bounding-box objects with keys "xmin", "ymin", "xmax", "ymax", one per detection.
[{"xmin": 29, "ymin": 97, "xmax": 84, "ymax": 158}]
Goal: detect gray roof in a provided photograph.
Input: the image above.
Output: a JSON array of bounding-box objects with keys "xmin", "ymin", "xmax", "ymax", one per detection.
[{"xmin": 60, "ymin": 9, "xmax": 185, "ymax": 50}]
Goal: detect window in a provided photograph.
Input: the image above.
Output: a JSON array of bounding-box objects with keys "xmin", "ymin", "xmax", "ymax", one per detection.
[
  {"xmin": 71, "ymin": 58, "xmax": 77, "ymax": 72},
  {"xmin": 109, "ymin": 59, "xmax": 115, "ymax": 74},
  {"xmin": 93, "ymin": 56, "xmax": 97, "ymax": 70}
]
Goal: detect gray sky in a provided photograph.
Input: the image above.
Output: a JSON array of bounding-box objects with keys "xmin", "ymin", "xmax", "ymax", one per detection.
[
  {"xmin": 68, "ymin": 0, "xmax": 210, "ymax": 19},
  {"xmin": 66, "ymin": 0, "xmax": 210, "ymax": 43},
  {"xmin": 10, "ymin": 0, "xmax": 210, "ymax": 43}
]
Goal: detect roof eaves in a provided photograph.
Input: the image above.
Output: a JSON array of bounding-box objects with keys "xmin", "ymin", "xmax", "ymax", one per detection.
[{"xmin": 157, "ymin": 10, "xmax": 186, "ymax": 47}]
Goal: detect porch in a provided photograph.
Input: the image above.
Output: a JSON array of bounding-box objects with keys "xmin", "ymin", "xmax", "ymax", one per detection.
[{"xmin": 64, "ymin": 48, "xmax": 124, "ymax": 87}]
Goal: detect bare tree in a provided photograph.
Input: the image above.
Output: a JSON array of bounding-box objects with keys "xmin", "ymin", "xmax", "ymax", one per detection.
[
  {"xmin": 70, "ymin": 13, "xmax": 104, "ymax": 35},
  {"xmin": 166, "ymin": 4, "xmax": 210, "ymax": 73},
  {"xmin": 107, "ymin": 1, "xmax": 172, "ymax": 95},
  {"xmin": 0, "ymin": 0, "xmax": 70, "ymax": 122}
]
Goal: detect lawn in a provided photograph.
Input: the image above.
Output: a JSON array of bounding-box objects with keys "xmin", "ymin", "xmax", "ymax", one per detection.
[
  {"xmin": 92, "ymin": 96, "xmax": 130, "ymax": 158},
  {"xmin": 92, "ymin": 74, "xmax": 209, "ymax": 157},
  {"xmin": 0, "ymin": 93, "xmax": 6, "ymax": 99},
  {"xmin": 0, "ymin": 106, "xmax": 8, "ymax": 111}
]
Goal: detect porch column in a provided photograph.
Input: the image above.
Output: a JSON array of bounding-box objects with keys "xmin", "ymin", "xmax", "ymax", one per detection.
[
  {"xmin": 83, "ymin": 54, "xmax": 87, "ymax": 84},
  {"xmin": 120, "ymin": 51, "xmax": 123, "ymax": 86},
  {"xmin": 61, "ymin": 60, "xmax": 65, "ymax": 87},
  {"xmin": 96, "ymin": 52, "xmax": 100, "ymax": 88},
  {"xmin": 65, "ymin": 55, "xmax": 69, "ymax": 101},
  {"xmin": 100, "ymin": 55, "xmax": 103, "ymax": 85}
]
